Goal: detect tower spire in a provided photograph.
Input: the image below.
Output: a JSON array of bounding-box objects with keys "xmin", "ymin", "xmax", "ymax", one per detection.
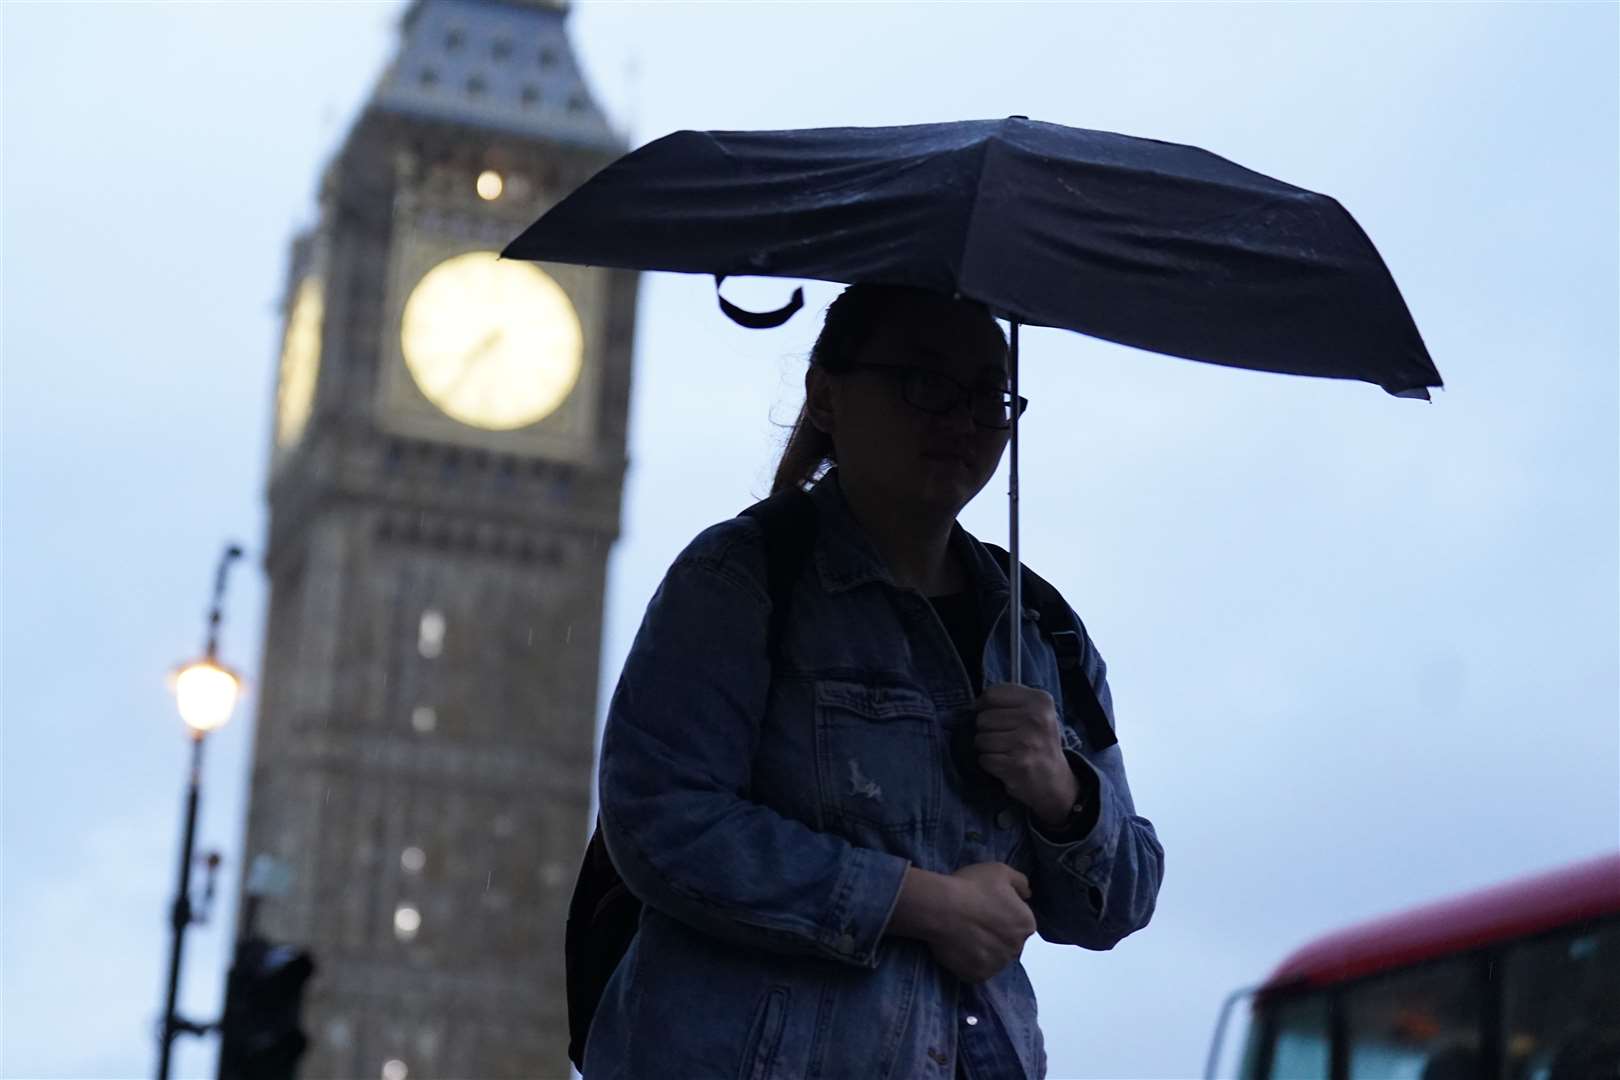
[{"xmin": 377, "ymin": 0, "xmax": 618, "ymax": 148}]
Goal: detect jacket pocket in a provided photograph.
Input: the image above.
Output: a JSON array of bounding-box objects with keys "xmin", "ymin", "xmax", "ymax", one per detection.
[
  {"xmin": 738, "ymin": 985, "xmax": 790, "ymax": 1080},
  {"xmin": 813, "ymin": 680, "xmax": 941, "ymax": 843}
]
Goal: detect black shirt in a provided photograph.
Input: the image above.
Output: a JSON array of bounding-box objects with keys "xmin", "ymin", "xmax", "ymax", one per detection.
[{"xmin": 927, "ymin": 590, "xmax": 985, "ymax": 695}]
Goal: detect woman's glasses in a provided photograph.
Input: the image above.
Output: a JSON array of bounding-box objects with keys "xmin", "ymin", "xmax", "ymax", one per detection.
[{"xmin": 847, "ymin": 363, "xmax": 1030, "ymax": 430}]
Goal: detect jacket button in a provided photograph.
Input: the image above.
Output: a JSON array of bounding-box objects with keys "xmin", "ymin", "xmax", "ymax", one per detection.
[{"xmin": 995, "ymin": 808, "xmax": 1017, "ymax": 830}]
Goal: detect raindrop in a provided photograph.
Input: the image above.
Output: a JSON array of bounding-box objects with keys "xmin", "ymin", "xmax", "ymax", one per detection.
[
  {"xmin": 565, "ymin": 624, "xmax": 573, "ymax": 644},
  {"xmin": 401, "ymin": 847, "xmax": 426, "ymax": 873},
  {"xmin": 526, "ymin": 627, "xmax": 534, "ymax": 646},
  {"xmin": 382, "ymin": 1059, "xmax": 409, "ymax": 1080}
]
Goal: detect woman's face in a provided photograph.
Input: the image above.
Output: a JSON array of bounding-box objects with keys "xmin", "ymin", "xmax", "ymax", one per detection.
[{"xmin": 811, "ymin": 295, "xmax": 1012, "ymax": 518}]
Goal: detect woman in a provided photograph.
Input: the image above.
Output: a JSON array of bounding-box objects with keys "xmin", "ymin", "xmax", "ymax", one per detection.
[{"xmin": 588, "ymin": 284, "xmax": 1163, "ymax": 1079}]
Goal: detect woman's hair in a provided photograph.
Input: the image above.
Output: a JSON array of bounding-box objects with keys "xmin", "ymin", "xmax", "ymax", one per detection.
[{"xmin": 770, "ymin": 284, "xmax": 1004, "ymax": 495}]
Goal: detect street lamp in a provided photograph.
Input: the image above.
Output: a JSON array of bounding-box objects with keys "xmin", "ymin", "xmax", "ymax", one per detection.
[
  {"xmin": 157, "ymin": 543, "xmax": 244, "ymax": 1080},
  {"xmin": 173, "ymin": 660, "xmax": 241, "ymax": 735}
]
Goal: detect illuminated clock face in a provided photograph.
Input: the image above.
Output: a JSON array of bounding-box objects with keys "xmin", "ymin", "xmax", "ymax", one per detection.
[
  {"xmin": 275, "ymin": 277, "xmax": 323, "ymax": 449},
  {"xmin": 400, "ymin": 252, "xmax": 584, "ymax": 431}
]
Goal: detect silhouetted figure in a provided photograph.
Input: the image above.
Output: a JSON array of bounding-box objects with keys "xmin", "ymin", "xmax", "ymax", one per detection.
[{"xmin": 582, "ymin": 285, "xmax": 1164, "ymax": 1079}]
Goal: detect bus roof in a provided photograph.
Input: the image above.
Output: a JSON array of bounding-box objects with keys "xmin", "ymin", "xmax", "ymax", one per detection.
[{"xmin": 1262, "ymin": 852, "xmax": 1620, "ymax": 992}]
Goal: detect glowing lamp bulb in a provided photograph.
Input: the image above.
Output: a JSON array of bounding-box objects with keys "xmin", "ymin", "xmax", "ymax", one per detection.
[
  {"xmin": 476, "ymin": 170, "xmax": 503, "ymax": 200},
  {"xmin": 171, "ymin": 660, "xmax": 241, "ymax": 734}
]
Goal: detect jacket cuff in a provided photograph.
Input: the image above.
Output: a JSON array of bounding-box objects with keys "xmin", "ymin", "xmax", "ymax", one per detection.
[
  {"xmin": 822, "ymin": 846, "xmax": 910, "ymax": 968},
  {"xmin": 1027, "ymin": 753, "xmax": 1119, "ymax": 913},
  {"xmin": 1031, "ymin": 750, "xmax": 1102, "ymax": 843}
]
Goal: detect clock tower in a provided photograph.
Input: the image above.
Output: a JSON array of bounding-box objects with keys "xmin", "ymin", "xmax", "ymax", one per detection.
[{"xmin": 243, "ymin": 2, "xmax": 635, "ymax": 1077}]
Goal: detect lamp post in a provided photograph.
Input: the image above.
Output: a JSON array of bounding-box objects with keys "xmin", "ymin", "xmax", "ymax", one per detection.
[{"xmin": 157, "ymin": 543, "xmax": 244, "ymax": 1080}]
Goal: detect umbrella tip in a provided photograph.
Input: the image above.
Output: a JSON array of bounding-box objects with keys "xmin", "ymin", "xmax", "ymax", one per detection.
[{"xmin": 1389, "ymin": 385, "xmax": 1434, "ymax": 402}]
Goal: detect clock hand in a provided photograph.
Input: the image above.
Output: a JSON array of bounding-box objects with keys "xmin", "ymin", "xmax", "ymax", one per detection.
[
  {"xmin": 441, "ymin": 330, "xmax": 506, "ymax": 399},
  {"xmin": 463, "ymin": 329, "xmax": 504, "ymax": 366}
]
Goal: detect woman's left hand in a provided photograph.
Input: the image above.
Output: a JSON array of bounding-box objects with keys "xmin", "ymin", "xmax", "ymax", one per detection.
[{"xmin": 973, "ymin": 683, "xmax": 1079, "ymax": 827}]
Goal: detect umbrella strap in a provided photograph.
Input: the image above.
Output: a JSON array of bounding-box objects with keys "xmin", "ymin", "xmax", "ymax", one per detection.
[{"xmin": 715, "ymin": 275, "xmax": 805, "ymax": 329}]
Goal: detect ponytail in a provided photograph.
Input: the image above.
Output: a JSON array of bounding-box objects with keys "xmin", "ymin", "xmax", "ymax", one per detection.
[{"xmin": 771, "ymin": 405, "xmax": 836, "ymax": 494}]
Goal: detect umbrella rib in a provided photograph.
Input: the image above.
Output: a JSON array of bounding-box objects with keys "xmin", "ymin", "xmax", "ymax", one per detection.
[{"xmin": 954, "ymin": 135, "xmax": 1001, "ymax": 313}]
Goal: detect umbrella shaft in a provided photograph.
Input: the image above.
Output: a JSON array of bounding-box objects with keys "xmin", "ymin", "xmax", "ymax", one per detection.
[{"xmin": 1008, "ymin": 320, "xmax": 1021, "ymax": 686}]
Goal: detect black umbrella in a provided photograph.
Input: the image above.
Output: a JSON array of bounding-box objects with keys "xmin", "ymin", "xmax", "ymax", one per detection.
[{"xmin": 503, "ymin": 117, "xmax": 1442, "ymax": 680}]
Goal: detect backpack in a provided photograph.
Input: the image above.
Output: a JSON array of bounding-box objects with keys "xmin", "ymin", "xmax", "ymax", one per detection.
[{"xmin": 563, "ymin": 488, "xmax": 1116, "ymax": 1071}]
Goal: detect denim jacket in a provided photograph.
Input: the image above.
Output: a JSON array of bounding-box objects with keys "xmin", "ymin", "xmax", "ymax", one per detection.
[{"xmin": 590, "ymin": 472, "xmax": 1164, "ymax": 1079}]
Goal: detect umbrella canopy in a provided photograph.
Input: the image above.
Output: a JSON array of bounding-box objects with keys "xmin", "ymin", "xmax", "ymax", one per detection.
[
  {"xmin": 503, "ymin": 116, "xmax": 1443, "ymax": 684},
  {"xmin": 503, "ymin": 117, "xmax": 1441, "ymax": 398}
]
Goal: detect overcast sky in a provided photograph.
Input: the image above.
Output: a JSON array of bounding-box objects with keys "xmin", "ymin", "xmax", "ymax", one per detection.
[{"xmin": 3, "ymin": 3, "xmax": 1616, "ymax": 1079}]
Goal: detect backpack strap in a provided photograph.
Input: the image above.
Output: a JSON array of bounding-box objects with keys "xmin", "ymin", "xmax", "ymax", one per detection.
[
  {"xmin": 739, "ymin": 487, "xmax": 819, "ymax": 661},
  {"xmin": 983, "ymin": 542, "xmax": 1119, "ymax": 752}
]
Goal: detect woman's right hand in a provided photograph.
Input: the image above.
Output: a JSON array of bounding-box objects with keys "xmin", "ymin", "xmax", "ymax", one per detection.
[
  {"xmin": 890, "ymin": 863, "xmax": 1036, "ymax": 983},
  {"xmin": 931, "ymin": 863, "xmax": 1038, "ymax": 982}
]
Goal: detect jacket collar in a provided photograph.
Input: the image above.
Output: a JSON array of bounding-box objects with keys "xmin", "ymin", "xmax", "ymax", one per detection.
[{"xmin": 808, "ymin": 470, "xmax": 1014, "ymax": 611}]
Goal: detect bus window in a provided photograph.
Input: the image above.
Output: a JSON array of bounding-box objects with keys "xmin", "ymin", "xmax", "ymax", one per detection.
[
  {"xmin": 1343, "ymin": 958, "xmax": 1482, "ymax": 1080},
  {"xmin": 1214, "ymin": 857, "xmax": 1620, "ymax": 1080},
  {"xmin": 1500, "ymin": 920, "xmax": 1620, "ymax": 1080},
  {"xmin": 1245, "ymin": 992, "xmax": 1332, "ymax": 1080}
]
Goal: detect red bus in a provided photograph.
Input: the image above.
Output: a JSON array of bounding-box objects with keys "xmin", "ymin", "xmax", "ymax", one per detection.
[{"xmin": 1206, "ymin": 853, "xmax": 1620, "ymax": 1080}]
